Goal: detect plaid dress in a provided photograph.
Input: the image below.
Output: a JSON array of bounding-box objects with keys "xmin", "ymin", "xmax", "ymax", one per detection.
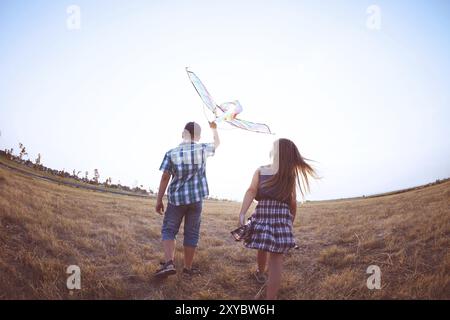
[{"xmin": 243, "ymin": 199, "xmax": 296, "ymax": 254}]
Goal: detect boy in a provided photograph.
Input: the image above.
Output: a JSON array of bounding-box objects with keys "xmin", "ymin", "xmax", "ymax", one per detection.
[{"xmin": 155, "ymin": 121, "xmax": 220, "ymax": 277}]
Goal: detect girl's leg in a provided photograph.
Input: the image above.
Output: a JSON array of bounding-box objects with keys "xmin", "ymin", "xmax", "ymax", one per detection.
[
  {"xmin": 266, "ymin": 253, "xmax": 283, "ymax": 300},
  {"xmin": 257, "ymin": 250, "xmax": 268, "ymax": 273}
]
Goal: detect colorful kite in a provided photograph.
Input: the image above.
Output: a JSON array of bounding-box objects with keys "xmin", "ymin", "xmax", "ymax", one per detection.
[{"xmin": 186, "ymin": 68, "xmax": 273, "ymax": 134}]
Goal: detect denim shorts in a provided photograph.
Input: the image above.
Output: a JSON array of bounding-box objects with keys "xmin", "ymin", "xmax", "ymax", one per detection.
[{"xmin": 161, "ymin": 201, "xmax": 203, "ymax": 247}]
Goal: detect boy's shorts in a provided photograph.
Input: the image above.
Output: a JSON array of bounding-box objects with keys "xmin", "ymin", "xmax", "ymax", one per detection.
[{"xmin": 161, "ymin": 201, "xmax": 202, "ymax": 247}]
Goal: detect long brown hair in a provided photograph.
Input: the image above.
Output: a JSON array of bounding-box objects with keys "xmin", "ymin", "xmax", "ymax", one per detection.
[{"xmin": 260, "ymin": 138, "xmax": 318, "ymax": 202}]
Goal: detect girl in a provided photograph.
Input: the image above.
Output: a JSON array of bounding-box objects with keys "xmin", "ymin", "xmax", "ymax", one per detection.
[{"xmin": 235, "ymin": 138, "xmax": 317, "ymax": 299}]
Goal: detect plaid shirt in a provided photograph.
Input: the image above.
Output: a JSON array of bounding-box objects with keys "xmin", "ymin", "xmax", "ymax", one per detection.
[{"xmin": 159, "ymin": 142, "xmax": 215, "ymax": 205}]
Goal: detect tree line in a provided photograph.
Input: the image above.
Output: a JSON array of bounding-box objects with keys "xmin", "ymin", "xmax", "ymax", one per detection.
[{"xmin": 1, "ymin": 142, "xmax": 153, "ymax": 195}]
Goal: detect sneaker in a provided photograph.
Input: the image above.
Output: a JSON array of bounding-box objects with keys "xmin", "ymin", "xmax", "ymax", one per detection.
[
  {"xmin": 254, "ymin": 270, "xmax": 267, "ymax": 284},
  {"xmin": 154, "ymin": 260, "xmax": 176, "ymax": 278},
  {"xmin": 182, "ymin": 267, "xmax": 201, "ymax": 277}
]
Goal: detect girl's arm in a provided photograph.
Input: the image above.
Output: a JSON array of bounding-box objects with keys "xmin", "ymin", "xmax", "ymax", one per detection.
[
  {"xmin": 290, "ymin": 188, "xmax": 297, "ymax": 222},
  {"xmin": 239, "ymin": 169, "xmax": 260, "ymax": 226}
]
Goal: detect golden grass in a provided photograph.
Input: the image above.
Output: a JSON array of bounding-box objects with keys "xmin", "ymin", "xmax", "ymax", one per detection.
[{"xmin": 0, "ymin": 165, "xmax": 449, "ymax": 299}]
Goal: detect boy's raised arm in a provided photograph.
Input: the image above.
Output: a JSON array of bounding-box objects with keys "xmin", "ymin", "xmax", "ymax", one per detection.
[{"xmin": 209, "ymin": 121, "xmax": 220, "ymax": 149}]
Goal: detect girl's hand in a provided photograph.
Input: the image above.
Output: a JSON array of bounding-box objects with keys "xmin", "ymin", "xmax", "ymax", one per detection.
[{"xmin": 239, "ymin": 213, "xmax": 246, "ymax": 226}]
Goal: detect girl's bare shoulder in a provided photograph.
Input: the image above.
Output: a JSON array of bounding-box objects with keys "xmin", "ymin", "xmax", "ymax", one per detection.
[{"xmin": 257, "ymin": 164, "xmax": 273, "ymax": 176}]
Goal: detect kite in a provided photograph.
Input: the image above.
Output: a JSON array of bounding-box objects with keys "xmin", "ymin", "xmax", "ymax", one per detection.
[{"xmin": 186, "ymin": 68, "xmax": 273, "ymax": 134}]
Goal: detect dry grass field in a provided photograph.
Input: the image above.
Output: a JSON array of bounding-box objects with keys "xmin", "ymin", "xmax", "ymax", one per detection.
[{"xmin": 0, "ymin": 160, "xmax": 449, "ymax": 300}]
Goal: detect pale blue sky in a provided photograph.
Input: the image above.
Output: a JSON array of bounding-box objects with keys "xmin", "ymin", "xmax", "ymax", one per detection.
[{"xmin": 1, "ymin": 0, "xmax": 449, "ymax": 200}]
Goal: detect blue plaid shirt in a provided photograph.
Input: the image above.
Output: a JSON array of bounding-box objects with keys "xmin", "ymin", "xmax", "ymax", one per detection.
[{"xmin": 159, "ymin": 142, "xmax": 215, "ymax": 205}]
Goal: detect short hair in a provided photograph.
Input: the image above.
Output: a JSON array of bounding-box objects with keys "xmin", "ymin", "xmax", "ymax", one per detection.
[{"xmin": 184, "ymin": 122, "xmax": 201, "ymax": 139}]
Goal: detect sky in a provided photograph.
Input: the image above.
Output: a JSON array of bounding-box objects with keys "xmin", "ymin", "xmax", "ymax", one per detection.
[{"xmin": 0, "ymin": 0, "xmax": 449, "ymax": 201}]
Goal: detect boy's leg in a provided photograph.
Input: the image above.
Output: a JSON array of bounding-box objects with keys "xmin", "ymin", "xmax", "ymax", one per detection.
[
  {"xmin": 162, "ymin": 240, "xmax": 176, "ymax": 263},
  {"xmin": 183, "ymin": 201, "xmax": 202, "ymax": 269},
  {"xmin": 161, "ymin": 203, "xmax": 186, "ymax": 263},
  {"xmin": 183, "ymin": 246, "xmax": 196, "ymax": 270}
]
